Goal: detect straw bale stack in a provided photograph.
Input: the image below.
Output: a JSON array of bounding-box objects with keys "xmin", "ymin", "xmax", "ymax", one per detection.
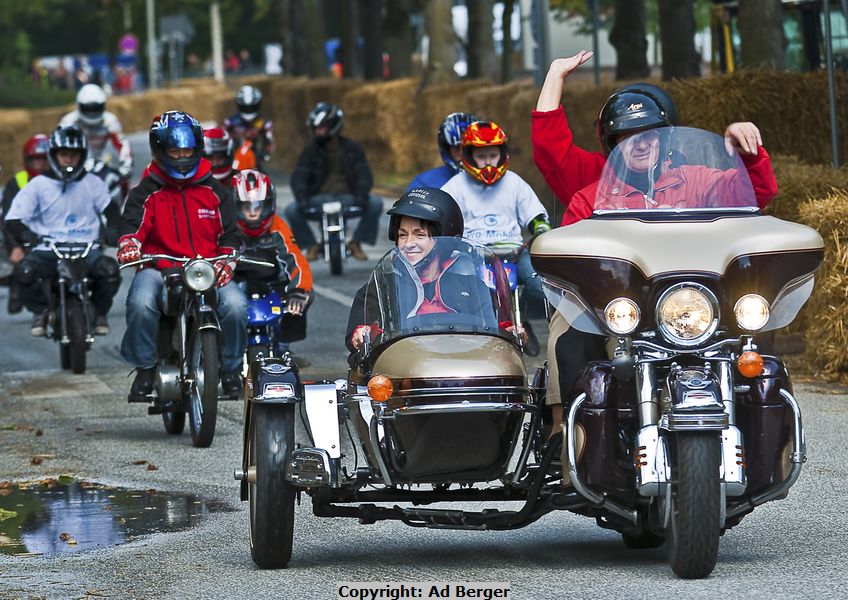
[{"xmin": 767, "ymin": 155, "xmax": 848, "ymax": 222}]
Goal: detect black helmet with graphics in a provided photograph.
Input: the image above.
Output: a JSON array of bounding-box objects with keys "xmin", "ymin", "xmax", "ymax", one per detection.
[
  {"xmin": 386, "ymin": 187, "xmax": 464, "ymax": 241},
  {"xmin": 596, "ymin": 83, "xmax": 678, "ymax": 155}
]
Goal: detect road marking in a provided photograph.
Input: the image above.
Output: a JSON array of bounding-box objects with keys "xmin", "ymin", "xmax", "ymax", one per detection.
[
  {"xmin": 312, "ymin": 284, "xmax": 354, "ymax": 308},
  {"xmin": 1, "ymin": 371, "xmax": 113, "ymax": 399}
]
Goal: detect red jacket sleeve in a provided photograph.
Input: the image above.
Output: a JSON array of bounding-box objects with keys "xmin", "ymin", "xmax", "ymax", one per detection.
[
  {"xmin": 741, "ymin": 146, "xmax": 778, "ymax": 210},
  {"xmin": 532, "ymin": 106, "xmax": 607, "ymax": 209},
  {"xmin": 561, "ymin": 184, "xmax": 596, "ymax": 226}
]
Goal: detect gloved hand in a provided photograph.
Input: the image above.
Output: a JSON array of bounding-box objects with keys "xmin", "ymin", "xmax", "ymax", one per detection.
[
  {"xmin": 286, "ymin": 288, "xmax": 313, "ymax": 316},
  {"xmin": 213, "ymin": 259, "xmax": 236, "ymax": 287},
  {"xmin": 118, "ymin": 164, "xmax": 133, "ymax": 179},
  {"xmin": 117, "ymin": 237, "xmax": 142, "ymax": 265}
]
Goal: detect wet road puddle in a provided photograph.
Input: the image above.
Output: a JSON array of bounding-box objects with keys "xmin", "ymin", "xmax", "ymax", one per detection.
[{"xmin": 0, "ymin": 477, "xmax": 232, "ymax": 556}]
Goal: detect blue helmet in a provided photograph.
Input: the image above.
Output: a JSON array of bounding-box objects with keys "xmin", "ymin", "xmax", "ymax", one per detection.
[
  {"xmin": 149, "ymin": 110, "xmax": 204, "ymax": 180},
  {"xmin": 437, "ymin": 112, "xmax": 477, "ymax": 173}
]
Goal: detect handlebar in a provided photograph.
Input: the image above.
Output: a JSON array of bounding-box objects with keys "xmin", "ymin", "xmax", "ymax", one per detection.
[
  {"xmin": 119, "ymin": 253, "xmax": 274, "ymax": 270},
  {"xmin": 45, "ymin": 240, "xmax": 97, "ymax": 260}
]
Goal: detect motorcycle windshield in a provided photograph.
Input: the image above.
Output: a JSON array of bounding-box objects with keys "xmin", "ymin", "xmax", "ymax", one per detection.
[
  {"xmin": 361, "ymin": 238, "xmax": 518, "ymax": 347},
  {"xmin": 594, "ymin": 127, "xmax": 758, "ymax": 216}
]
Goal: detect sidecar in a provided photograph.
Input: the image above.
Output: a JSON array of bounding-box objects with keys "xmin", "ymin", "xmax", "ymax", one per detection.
[{"xmin": 235, "ymin": 240, "xmax": 571, "ymax": 569}]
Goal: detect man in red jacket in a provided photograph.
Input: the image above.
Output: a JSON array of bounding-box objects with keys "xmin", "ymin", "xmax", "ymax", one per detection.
[{"xmin": 117, "ymin": 110, "xmax": 246, "ymax": 398}]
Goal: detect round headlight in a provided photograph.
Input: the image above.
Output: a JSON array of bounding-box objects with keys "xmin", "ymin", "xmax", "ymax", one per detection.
[
  {"xmin": 604, "ymin": 297, "xmax": 640, "ymax": 335},
  {"xmin": 656, "ymin": 284, "xmax": 719, "ymax": 346},
  {"xmin": 184, "ymin": 260, "xmax": 216, "ymax": 291},
  {"xmin": 734, "ymin": 293, "xmax": 770, "ymax": 331}
]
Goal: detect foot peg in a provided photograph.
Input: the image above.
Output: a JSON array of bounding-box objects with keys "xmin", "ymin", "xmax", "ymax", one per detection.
[
  {"xmin": 286, "ymin": 448, "xmax": 334, "ymax": 487},
  {"xmin": 128, "ymin": 392, "xmax": 156, "ymax": 404}
]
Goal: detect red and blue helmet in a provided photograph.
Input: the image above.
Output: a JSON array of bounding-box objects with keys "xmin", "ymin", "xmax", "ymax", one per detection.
[{"xmin": 149, "ymin": 110, "xmax": 204, "ymax": 180}]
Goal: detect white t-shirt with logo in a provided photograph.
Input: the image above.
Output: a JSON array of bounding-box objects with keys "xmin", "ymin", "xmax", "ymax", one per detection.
[
  {"xmin": 5, "ymin": 173, "xmax": 112, "ymax": 248},
  {"xmin": 441, "ymin": 170, "xmax": 548, "ymax": 245}
]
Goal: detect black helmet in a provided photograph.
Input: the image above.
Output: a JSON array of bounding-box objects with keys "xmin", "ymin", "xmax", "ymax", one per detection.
[
  {"xmin": 47, "ymin": 125, "xmax": 88, "ymax": 182},
  {"xmin": 596, "ymin": 83, "xmax": 677, "ymax": 154},
  {"xmin": 236, "ymin": 85, "xmax": 262, "ymax": 120},
  {"xmin": 306, "ymin": 101, "xmax": 343, "ymax": 140},
  {"xmin": 387, "ymin": 187, "xmax": 464, "ymax": 241}
]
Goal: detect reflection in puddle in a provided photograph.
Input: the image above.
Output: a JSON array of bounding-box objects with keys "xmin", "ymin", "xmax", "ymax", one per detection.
[{"xmin": 0, "ymin": 478, "xmax": 232, "ymax": 556}]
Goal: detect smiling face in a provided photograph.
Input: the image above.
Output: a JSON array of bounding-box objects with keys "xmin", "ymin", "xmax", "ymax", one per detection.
[
  {"xmin": 618, "ymin": 129, "xmax": 660, "ymax": 172},
  {"xmin": 396, "ymin": 216, "xmax": 436, "ymax": 265}
]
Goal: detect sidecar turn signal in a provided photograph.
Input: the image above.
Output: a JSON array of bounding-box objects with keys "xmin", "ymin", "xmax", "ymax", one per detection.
[
  {"xmin": 367, "ymin": 375, "xmax": 394, "ymax": 402},
  {"xmin": 737, "ymin": 351, "xmax": 764, "ymax": 378}
]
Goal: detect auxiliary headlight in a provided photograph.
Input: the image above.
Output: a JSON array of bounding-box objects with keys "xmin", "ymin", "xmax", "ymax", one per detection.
[
  {"xmin": 734, "ymin": 294, "xmax": 770, "ymax": 331},
  {"xmin": 656, "ymin": 284, "xmax": 718, "ymax": 346},
  {"xmin": 604, "ymin": 298, "xmax": 640, "ymax": 335},
  {"xmin": 184, "ymin": 260, "xmax": 216, "ymax": 292}
]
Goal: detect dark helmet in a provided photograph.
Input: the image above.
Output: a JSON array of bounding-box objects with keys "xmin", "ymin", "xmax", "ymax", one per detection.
[
  {"xmin": 149, "ymin": 110, "xmax": 204, "ymax": 180},
  {"xmin": 306, "ymin": 101, "xmax": 343, "ymax": 141},
  {"xmin": 47, "ymin": 125, "xmax": 88, "ymax": 182},
  {"xmin": 596, "ymin": 83, "xmax": 678, "ymax": 155},
  {"xmin": 236, "ymin": 85, "xmax": 262, "ymax": 120},
  {"xmin": 437, "ymin": 112, "xmax": 477, "ymax": 172},
  {"xmin": 386, "ymin": 187, "xmax": 464, "ymax": 242}
]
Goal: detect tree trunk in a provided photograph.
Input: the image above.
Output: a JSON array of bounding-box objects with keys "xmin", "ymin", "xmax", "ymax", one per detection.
[
  {"xmin": 361, "ymin": 0, "xmax": 384, "ymax": 80},
  {"xmin": 609, "ymin": 0, "xmax": 650, "ymax": 80},
  {"xmin": 500, "ymin": 0, "xmax": 515, "ymax": 83},
  {"xmin": 425, "ymin": 0, "xmax": 456, "ymax": 85},
  {"xmin": 738, "ymin": 0, "xmax": 784, "ymax": 69},
  {"xmin": 467, "ymin": 0, "xmax": 496, "ymax": 80},
  {"xmin": 383, "ymin": 0, "xmax": 413, "ymax": 78},
  {"xmin": 340, "ymin": 0, "xmax": 359, "ymax": 78},
  {"xmin": 657, "ymin": 0, "xmax": 701, "ymax": 79},
  {"xmin": 302, "ymin": 0, "xmax": 326, "ymax": 78}
]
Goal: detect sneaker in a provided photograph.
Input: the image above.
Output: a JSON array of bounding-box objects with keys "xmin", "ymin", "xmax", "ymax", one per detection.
[
  {"xmin": 305, "ymin": 244, "xmax": 322, "ymax": 261},
  {"xmin": 523, "ymin": 321, "xmax": 540, "ymax": 357},
  {"xmin": 347, "ymin": 240, "xmax": 368, "ymax": 261},
  {"xmin": 30, "ymin": 311, "xmax": 49, "ymax": 337},
  {"xmin": 130, "ymin": 367, "xmax": 157, "ymax": 396},
  {"xmin": 94, "ymin": 315, "xmax": 110, "ymax": 336},
  {"xmin": 221, "ymin": 370, "xmax": 243, "ymax": 397},
  {"xmin": 7, "ymin": 281, "xmax": 22, "ymax": 315}
]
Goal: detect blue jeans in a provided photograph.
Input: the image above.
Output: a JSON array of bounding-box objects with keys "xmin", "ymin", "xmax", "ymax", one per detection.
[
  {"xmin": 120, "ymin": 268, "xmax": 247, "ymax": 371},
  {"xmin": 517, "ymin": 249, "xmax": 545, "ymax": 319},
  {"xmin": 284, "ymin": 193, "xmax": 382, "ymax": 247}
]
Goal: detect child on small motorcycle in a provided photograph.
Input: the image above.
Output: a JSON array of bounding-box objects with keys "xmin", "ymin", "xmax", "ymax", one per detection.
[
  {"xmin": 440, "ymin": 120, "xmax": 551, "ymax": 356},
  {"xmin": 232, "ymin": 170, "xmax": 313, "ymax": 352}
]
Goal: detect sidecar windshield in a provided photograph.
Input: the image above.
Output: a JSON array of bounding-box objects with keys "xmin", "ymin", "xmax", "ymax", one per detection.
[
  {"xmin": 360, "ymin": 238, "xmax": 518, "ymax": 347},
  {"xmin": 594, "ymin": 127, "xmax": 758, "ymax": 216}
]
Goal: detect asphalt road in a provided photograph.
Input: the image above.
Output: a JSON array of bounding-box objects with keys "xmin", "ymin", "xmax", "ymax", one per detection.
[{"xmin": 1, "ymin": 133, "xmax": 847, "ymax": 598}]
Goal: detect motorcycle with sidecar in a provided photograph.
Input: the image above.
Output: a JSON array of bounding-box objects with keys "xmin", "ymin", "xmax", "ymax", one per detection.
[{"xmin": 236, "ymin": 127, "xmax": 823, "ymax": 577}]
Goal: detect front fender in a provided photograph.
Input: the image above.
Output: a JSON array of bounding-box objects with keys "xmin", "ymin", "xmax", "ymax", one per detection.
[{"xmin": 195, "ymin": 303, "xmax": 221, "ymax": 331}]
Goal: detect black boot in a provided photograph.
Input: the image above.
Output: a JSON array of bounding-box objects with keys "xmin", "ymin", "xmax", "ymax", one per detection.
[
  {"xmin": 523, "ymin": 321, "xmax": 540, "ymax": 357},
  {"xmin": 220, "ymin": 370, "xmax": 243, "ymax": 397},
  {"xmin": 130, "ymin": 367, "xmax": 157, "ymax": 397},
  {"xmin": 7, "ymin": 280, "xmax": 22, "ymax": 314}
]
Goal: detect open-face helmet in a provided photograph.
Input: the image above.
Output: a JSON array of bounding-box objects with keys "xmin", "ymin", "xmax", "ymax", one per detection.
[
  {"xmin": 461, "ymin": 121, "xmax": 509, "ymax": 186},
  {"xmin": 233, "ymin": 169, "xmax": 276, "ymax": 237},
  {"xmin": 386, "ymin": 187, "xmax": 464, "ymax": 241},
  {"xmin": 437, "ymin": 112, "xmax": 477, "ymax": 173},
  {"xmin": 306, "ymin": 101, "xmax": 343, "ymax": 141},
  {"xmin": 23, "ymin": 134, "xmax": 50, "ymax": 178},
  {"xmin": 47, "ymin": 126, "xmax": 88, "ymax": 182},
  {"xmin": 149, "ymin": 110, "xmax": 204, "ymax": 181},
  {"xmin": 596, "ymin": 83, "xmax": 678, "ymax": 155},
  {"xmin": 76, "ymin": 84, "xmax": 107, "ymax": 126},
  {"xmin": 203, "ymin": 127, "xmax": 235, "ymax": 181},
  {"xmin": 236, "ymin": 85, "xmax": 262, "ymax": 121}
]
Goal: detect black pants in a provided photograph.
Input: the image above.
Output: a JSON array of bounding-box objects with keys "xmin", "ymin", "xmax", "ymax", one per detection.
[{"xmin": 554, "ymin": 326, "xmax": 608, "ymax": 404}]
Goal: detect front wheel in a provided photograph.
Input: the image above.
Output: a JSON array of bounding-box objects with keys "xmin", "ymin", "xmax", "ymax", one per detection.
[
  {"xmin": 187, "ymin": 329, "xmax": 219, "ymax": 448},
  {"xmin": 248, "ymin": 403, "xmax": 296, "ymax": 569},
  {"xmin": 667, "ymin": 432, "xmax": 721, "ymax": 579},
  {"xmin": 327, "ymin": 215, "xmax": 343, "ymax": 276},
  {"xmin": 67, "ymin": 302, "xmax": 88, "ymax": 374}
]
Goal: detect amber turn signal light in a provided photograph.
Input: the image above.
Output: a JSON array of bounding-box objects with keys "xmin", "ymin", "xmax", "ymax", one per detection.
[
  {"xmin": 367, "ymin": 375, "xmax": 394, "ymax": 402},
  {"xmin": 737, "ymin": 351, "xmax": 764, "ymax": 378}
]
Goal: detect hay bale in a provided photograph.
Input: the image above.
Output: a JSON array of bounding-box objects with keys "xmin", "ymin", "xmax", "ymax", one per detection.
[{"xmin": 768, "ymin": 155, "xmax": 848, "ymax": 222}]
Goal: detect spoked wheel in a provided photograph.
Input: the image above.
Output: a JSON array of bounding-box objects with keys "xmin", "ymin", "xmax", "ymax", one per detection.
[
  {"xmin": 248, "ymin": 403, "xmax": 295, "ymax": 569},
  {"xmin": 667, "ymin": 432, "xmax": 721, "ymax": 579},
  {"xmin": 187, "ymin": 329, "xmax": 219, "ymax": 447},
  {"xmin": 67, "ymin": 302, "xmax": 88, "ymax": 374}
]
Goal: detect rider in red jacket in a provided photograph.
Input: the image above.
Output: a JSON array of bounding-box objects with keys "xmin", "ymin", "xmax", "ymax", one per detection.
[{"xmin": 118, "ymin": 110, "xmax": 246, "ymax": 398}]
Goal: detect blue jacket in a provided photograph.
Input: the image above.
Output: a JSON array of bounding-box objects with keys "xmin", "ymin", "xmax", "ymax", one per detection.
[{"xmin": 407, "ymin": 165, "xmax": 456, "ymax": 192}]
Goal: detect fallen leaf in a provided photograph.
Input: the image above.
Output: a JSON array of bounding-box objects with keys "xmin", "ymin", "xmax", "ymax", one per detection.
[
  {"xmin": 131, "ymin": 460, "xmax": 148, "ymax": 466},
  {"xmin": 35, "ymin": 429, "xmax": 43, "ymax": 437},
  {"xmin": 0, "ymin": 508, "xmax": 17, "ymax": 521},
  {"xmin": 67, "ymin": 539, "xmax": 77, "ymax": 546},
  {"xmin": 29, "ymin": 457, "xmax": 42, "ymax": 466},
  {"xmin": 13, "ymin": 424, "xmax": 34, "ymax": 432},
  {"xmin": 102, "ymin": 505, "xmax": 113, "ymax": 511},
  {"xmin": 146, "ymin": 463, "xmax": 158, "ymax": 471},
  {"xmin": 58, "ymin": 532, "xmax": 71, "ymax": 541}
]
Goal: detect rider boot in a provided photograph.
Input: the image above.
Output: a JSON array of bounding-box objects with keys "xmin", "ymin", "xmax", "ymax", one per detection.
[
  {"xmin": 130, "ymin": 367, "xmax": 157, "ymax": 397},
  {"xmin": 30, "ymin": 311, "xmax": 49, "ymax": 337},
  {"xmin": 94, "ymin": 315, "xmax": 110, "ymax": 336},
  {"xmin": 7, "ymin": 280, "xmax": 23, "ymax": 314},
  {"xmin": 346, "ymin": 240, "xmax": 368, "ymax": 261},
  {"xmin": 523, "ymin": 320, "xmax": 540, "ymax": 357},
  {"xmin": 221, "ymin": 370, "xmax": 243, "ymax": 397},
  {"xmin": 305, "ymin": 244, "xmax": 322, "ymax": 261}
]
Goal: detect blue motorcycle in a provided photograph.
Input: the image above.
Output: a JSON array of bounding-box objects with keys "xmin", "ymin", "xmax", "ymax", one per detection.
[{"xmin": 244, "ymin": 281, "xmax": 307, "ymax": 368}]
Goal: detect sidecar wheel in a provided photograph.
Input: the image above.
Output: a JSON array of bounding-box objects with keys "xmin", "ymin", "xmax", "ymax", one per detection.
[
  {"xmin": 67, "ymin": 303, "xmax": 88, "ymax": 374},
  {"xmin": 187, "ymin": 329, "xmax": 219, "ymax": 448},
  {"xmin": 667, "ymin": 432, "xmax": 721, "ymax": 579},
  {"xmin": 248, "ymin": 403, "xmax": 295, "ymax": 569},
  {"xmin": 622, "ymin": 530, "xmax": 665, "ymax": 549}
]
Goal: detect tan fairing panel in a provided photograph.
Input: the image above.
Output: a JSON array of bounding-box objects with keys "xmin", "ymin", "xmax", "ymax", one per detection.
[
  {"xmin": 532, "ymin": 215, "xmax": 824, "ymax": 276},
  {"xmin": 372, "ymin": 334, "xmax": 525, "ymax": 381}
]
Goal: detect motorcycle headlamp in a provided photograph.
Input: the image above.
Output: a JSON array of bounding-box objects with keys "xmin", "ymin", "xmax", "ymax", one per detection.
[
  {"xmin": 734, "ymin": 293, "xmax": 770, "ymax": 331},
  {"xmin": 184, "ymin": 260, "xmax": 216, "ymax": 292},
  {"xmin": 656, "ymin": 283, "xmax": 719, "ymax": 347},
  {"xmin": 604, "ymin": 297, "xmax": 640, "ymax": 335}
]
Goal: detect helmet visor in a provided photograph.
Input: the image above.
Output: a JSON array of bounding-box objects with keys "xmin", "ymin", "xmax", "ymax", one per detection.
[{"xmin": 163, "ymin": 125, "xmax": 198, "ymax": 149}]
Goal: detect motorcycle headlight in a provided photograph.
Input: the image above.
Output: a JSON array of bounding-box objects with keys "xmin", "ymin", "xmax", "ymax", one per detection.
[
  {"xmin": 656, "ymin": 283, "xmax": 719, "ymax": 347},
  {"xmin": 604, "ymin": 297, "xmax": 640, "ymax": 335},
  {"xmin": 734, "ymin": 293, "xmax": 770, "ymax": 331},
  {"xmin": 184, "ymin": 260, "xmax": 216, "ymax": 292}
]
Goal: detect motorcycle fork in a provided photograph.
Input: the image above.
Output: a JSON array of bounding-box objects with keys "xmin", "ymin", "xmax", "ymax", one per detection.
[
  {"xmin": 322, "ymin": 209, "xmax": 345, "ymax": 259},
  {"xmin": 57, "ymin": 277, "xmax": 70, "ymax": 344}
]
